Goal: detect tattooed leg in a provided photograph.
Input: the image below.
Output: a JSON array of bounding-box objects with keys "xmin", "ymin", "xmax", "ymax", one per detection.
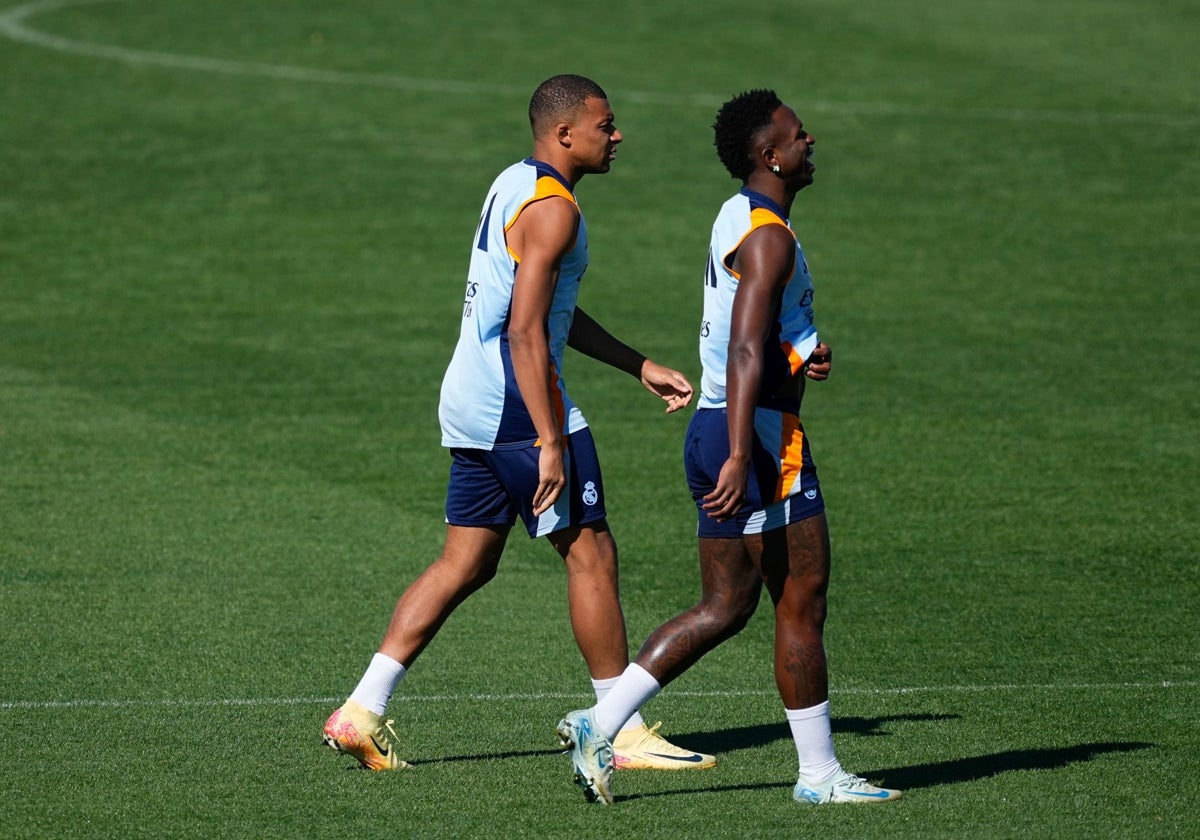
[
  {"xmin": 634, "ymin": 536, "xmax": 762, "ymax": 686},
  {"xmin": 757, "ymin": 512, "xmax": 832, "ymax": 709}
]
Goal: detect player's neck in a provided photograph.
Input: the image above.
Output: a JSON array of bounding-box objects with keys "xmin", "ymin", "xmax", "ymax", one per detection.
[
  {"xmin": 745, "ymin": 175, "xmax": 795, "ymax": 217},
  {"xmin": 530, "ymin": 145, "xmax": 582, "ymax": 187}
]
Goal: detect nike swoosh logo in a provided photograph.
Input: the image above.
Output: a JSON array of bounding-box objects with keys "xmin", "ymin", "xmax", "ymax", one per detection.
[
  {"xmin": 370, "ymin": 735, "xmax": 391, "ymax": 758},
  {"xmin": 646, "ymin": 752, "xmax": 706, "ymax": 763},
  {"xmin": 845, "ymin": 789, "xmax": 892, "ymax": 798}
]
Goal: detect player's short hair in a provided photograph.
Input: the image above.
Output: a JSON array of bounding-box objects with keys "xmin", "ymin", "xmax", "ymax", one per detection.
[
  {"xmin": 713, "ymin": 89, "xmax": 784, "ymax": 181},
  {"xmin": 529, "ymin": 74, "xmax": 608, "ymax": 136}
]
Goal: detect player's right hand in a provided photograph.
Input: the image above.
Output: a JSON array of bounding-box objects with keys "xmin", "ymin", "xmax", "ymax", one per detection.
[
  {"xmin": 702, "ymin": 456, "xmax": 748, "ymax": 520},
  {"xmin": 532, "ymin": 442, "xmax": 566, "ymax": 515}
]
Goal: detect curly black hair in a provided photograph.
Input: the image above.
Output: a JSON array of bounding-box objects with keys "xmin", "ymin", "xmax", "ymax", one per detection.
[
  {"xmin": 528, "ymin": 74, "xmax": 608, "ymax": 136},
  {"xmin": 713, "ymin": 89, "xmax": 783, "ymax": 181}
]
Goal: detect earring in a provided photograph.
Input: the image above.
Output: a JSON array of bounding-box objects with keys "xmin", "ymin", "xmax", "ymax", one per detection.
[{"xmin": 771, "ymin": 164, "xmax": 781, "ymax": 174}]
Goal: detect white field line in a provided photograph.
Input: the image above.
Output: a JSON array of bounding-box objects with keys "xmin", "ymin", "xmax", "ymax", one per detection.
[
  {"xmin": 3, "ymin": 0, "xmax": 1198, "ymax": 126},
  {"xmin": 1, "ymin": 681, "xmax": 1196, "ymax": 711},
  {"xmin": 0, "ymin": 0, "xmax": 528, "ymax": 96}
]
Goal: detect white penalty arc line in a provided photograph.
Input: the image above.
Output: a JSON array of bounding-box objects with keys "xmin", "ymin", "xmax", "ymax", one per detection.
[
  {"xmin": 0, "ymin": 0, "xmax": 529, "ymax": 97},
  {"xmin": 2, "ymin": 681, "xmax": 1196, "ymax": 711},
  {"xmin": 3, "ymin": 0, "xmax": 1198, "ymax": 127}
]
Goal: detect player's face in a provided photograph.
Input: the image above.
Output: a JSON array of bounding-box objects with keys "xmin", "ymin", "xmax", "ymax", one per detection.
[
  {"xmin": 770, "ymin": 105, "xmax": 816, "ymax": 189},
  {"xmin": 571, "ymin": 97, "xmax": 622, "ymax": 174}
]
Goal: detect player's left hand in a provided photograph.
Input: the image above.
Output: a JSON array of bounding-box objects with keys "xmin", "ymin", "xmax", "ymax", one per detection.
[
  {"xmin": 639, "ymin": 359, "xmax": 694, "ymax": 414},
  {"xmin": 803, "ymin": 342, "xmax": 832, "ymax": 381}
]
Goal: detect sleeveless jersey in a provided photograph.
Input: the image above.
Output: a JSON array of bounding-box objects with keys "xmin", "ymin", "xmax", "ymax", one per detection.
[
  {"xmin": 698, "ymin": 188, "xmax": 819, "ymax": 411},
  {"xmin": 439, "ymin": 158, "xmax": 589, "ymax": 449}
]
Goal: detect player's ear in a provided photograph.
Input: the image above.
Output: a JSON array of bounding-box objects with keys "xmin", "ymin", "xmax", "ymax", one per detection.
[{"xmin": 556, "ymin": 121, "xmax": 573, "ymax": 148}]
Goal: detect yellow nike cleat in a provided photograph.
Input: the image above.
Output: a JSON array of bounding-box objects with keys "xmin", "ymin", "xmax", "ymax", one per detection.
[
  {"xmin": 321, "ymin": 700, "xmax": 411, "ymax": 770},
  {"xmin": 612, "ymin": 721, "xmax": 716, "ymax": 771}
]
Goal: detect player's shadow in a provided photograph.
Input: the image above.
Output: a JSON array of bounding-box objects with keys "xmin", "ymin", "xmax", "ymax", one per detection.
[
  {"xmin": 415, "ymin": 713, "xmax": 952, "ymax": 767},
  {"xmin": 864, "ymin": 741, "xmax": 1154, "ymax": 791},
  {"xmin": 666, "ymin": 712, "xmax": 958, "ymax": 755},
  {"xmin": 617, "ymin": 741, "xmax": 1154, "ymax": 801}
]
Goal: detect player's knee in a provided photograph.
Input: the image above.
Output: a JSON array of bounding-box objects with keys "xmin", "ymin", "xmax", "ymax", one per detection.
[
  {"xmin": 779, "ymin": 590, "xmax": 827, "ymax": 631},
  {"xmin": 469, "ymin": 561, "xmax": 500, "ymax": 590},
  {"xmin": 435, "ymin": 551, "xmax": 501, "ymax": 594},
  {"xmin": 697, "ymin": 591, "xmax": 758, "ymax": 639},
  {"xmin": 727, "ymin": 596, "xmax": 759, "ymax": 634}
]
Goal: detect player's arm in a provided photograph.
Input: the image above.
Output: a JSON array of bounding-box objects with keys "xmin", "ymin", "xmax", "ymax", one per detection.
[
  {"xmin": 507, "ymin": 196, "xmax": 577, "ymax": 514},
  {"xmin": 568, "ymin": 308, "xmax": 693, "ymax": 414},
  {"xmin": 703, "ymin": 224, "xmax": 795, "ymax": 520}
]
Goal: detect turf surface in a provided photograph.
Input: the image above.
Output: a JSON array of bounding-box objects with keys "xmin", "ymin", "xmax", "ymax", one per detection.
[{"xmin": 1, "ymin": 1, "xmax": 1197, "ymax": 837}]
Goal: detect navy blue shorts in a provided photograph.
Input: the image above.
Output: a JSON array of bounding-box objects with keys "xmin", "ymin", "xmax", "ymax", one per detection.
[
  {"xmin": 685, "ymin": 407, "xmax": 824, "ymax": 539},
  {"xmin": 445, "ymin": 427, "xmax": 608, "ymax": 538}
]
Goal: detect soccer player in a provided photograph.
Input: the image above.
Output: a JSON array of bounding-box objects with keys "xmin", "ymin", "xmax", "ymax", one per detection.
[
  {"xmin": 556, "ymin": 90, "xmax": 902, "ymax": 805},
  {"xmin": 322, "ymin": 74, "xmax": 714, "ymax": 773}
]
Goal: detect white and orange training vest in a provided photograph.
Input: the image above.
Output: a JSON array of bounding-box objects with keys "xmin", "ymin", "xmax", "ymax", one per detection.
[{"xmin": 439, "ymin": 158, "xmax": 589, "ymax": 450}]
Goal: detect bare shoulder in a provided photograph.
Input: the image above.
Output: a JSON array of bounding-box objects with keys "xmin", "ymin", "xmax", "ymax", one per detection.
[
  {"xmin": 744, "ymin": 221, "xmax": 795, "ymax": 252},
  {"xmin": 509, "ymin": 195, "xmax": 580, "ymax": 261},
  {"xmin": 735, "ymin": 222, "xmax": 796, "ymax": 282}
]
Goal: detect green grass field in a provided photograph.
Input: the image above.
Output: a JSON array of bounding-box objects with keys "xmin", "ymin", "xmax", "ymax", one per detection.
[{"xmin": 2, "ymin": 0, "xmax": 1197, "ymax": 837}]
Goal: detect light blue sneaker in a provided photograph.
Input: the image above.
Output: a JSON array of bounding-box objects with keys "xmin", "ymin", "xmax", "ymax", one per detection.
[
  {"xmin": 556, "ymin": 709, "xmax": 614, "ymax": 804},
  {"xmin": 794, "ymin": 770, "xmax": 903, "ymax": 804}
]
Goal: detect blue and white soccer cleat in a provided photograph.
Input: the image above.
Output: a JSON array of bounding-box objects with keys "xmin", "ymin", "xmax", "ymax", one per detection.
[
  {"xmin": 793, "ymin": 770, "xmax": 903, "ymax": 804},
  {"xmin": 556, "ymin": 709, "xmax": 614, "ymax": 804}
]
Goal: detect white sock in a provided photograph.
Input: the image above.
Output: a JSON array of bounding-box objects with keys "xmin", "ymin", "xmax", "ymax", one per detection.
[
  {"xmin": 786, "ymin": 700, "xmax": 842, "ymax": 783},
  {"xmin": 593, "ymin": 664, "xmax": 660, "ymax": 738},
  {"xmin": 348, "ymin": 653, "xmax": 407, "ymax": 716},
  {"xmin": 591, "ymin": 675, "xmax": 646, "ymax": 732}
]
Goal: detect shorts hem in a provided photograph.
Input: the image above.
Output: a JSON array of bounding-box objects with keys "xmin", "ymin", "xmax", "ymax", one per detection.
[
  {"xmin": 530, "ymin": 509, "xmax": 608, "ymax": 539},
  {"xmin": 446, "ymin": 516, "xmax": 515, "ymax": 529},
  {"xmin": 696, "ymin": 497, "xmax": 824, "ymax": 539}
]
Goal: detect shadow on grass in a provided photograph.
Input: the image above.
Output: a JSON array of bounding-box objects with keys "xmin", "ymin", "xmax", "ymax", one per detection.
[
  {"xmin": 417, "ymin": 747, "xmax": 563, "ymax": 765},
  {"xmin": 615, "ymin": 740, "xmax": 1155, "ymax": 801},
  {"xmin": 867, "ymin": 741, "xmax": 1154, "ymax": 791},
  {"xmin": 668, "ymin": 712, "xmax": 959, "ymax": 755},
  {"xmin": 416, "ymin": 713, "xmax": 956, "ymax": 767}
]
